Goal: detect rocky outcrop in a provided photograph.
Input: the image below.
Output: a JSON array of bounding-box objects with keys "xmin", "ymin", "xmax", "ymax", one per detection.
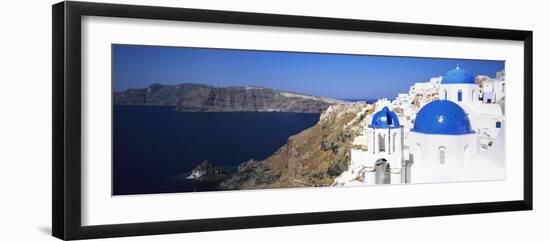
[
  {"xmin": 220, "ymin": 102, "xmax": 369, "ymax": 190},
  {"xmin": 186, "ymin": 160, "xmax": 228, "ymax": 182},
  {"xmin": 113, "ymin": 83, "xmax": 346, "ymax": 113}
]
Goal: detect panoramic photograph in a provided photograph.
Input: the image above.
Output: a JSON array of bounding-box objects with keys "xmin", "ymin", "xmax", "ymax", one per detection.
[{"xmin": 112, "ymin": 44, "xmax": 506, "ymax": 195}]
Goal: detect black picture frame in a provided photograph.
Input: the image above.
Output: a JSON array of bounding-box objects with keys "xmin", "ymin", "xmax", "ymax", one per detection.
[{"xmin": 52, "ymin": 1, "xmax": 533, "ymax": 240}]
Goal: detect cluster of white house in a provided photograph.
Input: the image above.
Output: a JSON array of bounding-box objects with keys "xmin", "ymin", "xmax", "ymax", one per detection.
[{"xmin": 333, "ymin": 66, "xmax": 506, "ymax": 186}]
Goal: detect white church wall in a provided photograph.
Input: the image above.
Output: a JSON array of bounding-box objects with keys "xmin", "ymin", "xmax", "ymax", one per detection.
[
  {"xmin": 364, "ymin": 127, "xmax": 404, "ymax": 169},
  {"xmin": 440, "ymin": 83, "xmax": 479, "ymax": 105},
  {"xmin": 409, "ymin": 132, "xmax": 476, "ymax": 183}
]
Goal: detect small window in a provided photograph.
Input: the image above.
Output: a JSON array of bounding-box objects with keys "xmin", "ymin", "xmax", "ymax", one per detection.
[
  {"xmin": 496, "ymin": 121, "xmax": 502, "ymax": 128},
  {"xmin": 457, "ymin": 90, "xmax": 463, "ymax": 102},
  {"xmin": 444, "ymin": 90, "xmax": 448, "ymax": 100},
  {"xmin": 438, "ymin": 146, "xmax": 446, "ymax": 164},
  {"xmin": 416, "ymin": 143, "xmax": 422, "ymax": 161},
  {"xmin": 392, "ymin": 132, "xmax": 398, "ymax": 153},
  {"xmin": 379, "ymin": 134, "xmax": 385, "ymax": 152}
]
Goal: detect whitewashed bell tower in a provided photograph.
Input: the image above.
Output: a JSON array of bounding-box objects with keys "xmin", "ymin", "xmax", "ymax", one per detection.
[{"xmin": 360, "ymin": 106, "xmax": 405, "ymax": 184}]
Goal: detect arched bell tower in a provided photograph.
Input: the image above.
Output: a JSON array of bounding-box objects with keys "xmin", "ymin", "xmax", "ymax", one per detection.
[{"xmin": 363, "ymin": 106, "xmax": 405, "ymax": 184}]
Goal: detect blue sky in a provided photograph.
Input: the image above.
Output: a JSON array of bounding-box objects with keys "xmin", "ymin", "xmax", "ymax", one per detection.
[{"xmin": 112, "ymin": 44, "xmax": 504, "ymax": 100}]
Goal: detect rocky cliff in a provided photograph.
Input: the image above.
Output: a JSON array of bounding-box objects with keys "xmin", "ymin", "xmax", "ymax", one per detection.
[
  {"xmin": 113, "ymin": 83, "xmax": 345, "ymax": 113},
  {"xmin": 220, "ymin": 102, "xmax": 370, "ymax": 190}
]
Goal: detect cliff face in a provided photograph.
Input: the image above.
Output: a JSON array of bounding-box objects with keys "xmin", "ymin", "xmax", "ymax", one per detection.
[
  {"xmin": 220, "ymin": 102, "xmax": 369, "ymax": 190},
  {"xmin": 113, "ymin": 83, "xmax": 345, "ymax": 113}
]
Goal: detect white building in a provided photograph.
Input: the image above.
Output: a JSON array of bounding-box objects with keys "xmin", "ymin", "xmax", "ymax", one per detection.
[
  {"xmin": 444, "ymin": 68, "xmax": 504, "ymax": 140},
  {"xmin": 334, "ymin": 66, "xmax": 505, "ymax": 186},
  {"xmin": 409, "ymin": 67, "xmax": 505, "ymax": 183},
  {"xmin": 481, "ymin": 78, "xmax": 505, "ymax": 104},
  {"xmin": 438, "ymin": 66, "xmax": 504, "ymax": 138}
]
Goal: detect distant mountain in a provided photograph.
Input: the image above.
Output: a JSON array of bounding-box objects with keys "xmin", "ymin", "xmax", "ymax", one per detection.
[{"xmin": 113, "ymin": 83, "xmax": 347, "ymax": 113}]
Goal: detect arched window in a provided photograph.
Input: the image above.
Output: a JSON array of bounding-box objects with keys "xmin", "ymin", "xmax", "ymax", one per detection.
[
  {"xmin": 392, "ymin": 132, "xmax": 398, "ymax": 153},
  {"xmin": 416, "ymin": 143, "xmax": 422, "ymax": 161},
  {"xmin": 372, "ymin": 131, "xmax": 376, "ymax": 154},
  {"xmin": 463, "ymin": 145, "xmax": 469, "ymax": 166},
  {"xmin": 444, "ymin": 89, "xmax": 448, "ymax": 100},
  {"xmin": 438, "ymin": 146, "xmax": 446, "ymax": 164},
  {"xmin": 496, "ymin": 121, "xmax": 502, "ymax": 128},
  {"xmin": 457, "ymin": 89, "xmax": 463, "ymax": 102},
  {"xmin": 378, "ymin": 134, "xmax": 385, "ymax": 152}
]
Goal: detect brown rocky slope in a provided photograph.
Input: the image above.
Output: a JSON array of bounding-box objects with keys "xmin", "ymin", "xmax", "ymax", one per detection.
[{"xmin": 220, "ymin": 102, "xmax": 369, "ymax": 190}]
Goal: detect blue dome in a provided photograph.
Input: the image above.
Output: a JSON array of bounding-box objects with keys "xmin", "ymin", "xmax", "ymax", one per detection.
[
  {"xmin": 412, "ymin": 100, "xmax": 474, "ymax": 135},
  {"xmin": 370, "ymin": 106, "xmax": 402, "ymax": 129},
  {"xmin": 441, "ymin": 67, "xmax": 475, "ymax": 84}
]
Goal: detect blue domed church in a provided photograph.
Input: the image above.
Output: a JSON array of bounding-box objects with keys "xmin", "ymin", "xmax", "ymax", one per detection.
[
  {"xmin": 439, "ymin": 66, "xmax": 480, "ymax": 106},
  {"xmin": 409, "ymin": 99, "xmax": 477, "ymax": 182}
]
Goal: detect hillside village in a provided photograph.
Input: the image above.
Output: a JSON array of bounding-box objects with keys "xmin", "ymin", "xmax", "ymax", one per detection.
[
  {"xmin": 222, "ymin": 66, "xmax": 506, "ymax": 189},
  {"xmin": 333, "ymin": 66, "xmax": 506, "ymax": 186}
]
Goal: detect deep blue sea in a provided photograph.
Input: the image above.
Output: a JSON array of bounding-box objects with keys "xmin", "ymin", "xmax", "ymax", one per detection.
[{"xmin": 113, "ymin": 105, "xmax": 320, "ymax": 195}]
